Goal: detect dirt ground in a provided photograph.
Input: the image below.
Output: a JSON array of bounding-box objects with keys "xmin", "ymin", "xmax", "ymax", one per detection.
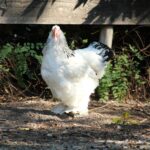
[{"xmin": 0, "ymin": 97, "xmax": 150, "ymax": 150}]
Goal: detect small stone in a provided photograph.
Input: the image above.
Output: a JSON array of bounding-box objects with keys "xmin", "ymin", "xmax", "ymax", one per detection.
[
  {"xmin": 117, "ymin": 125, "xmax": 121, "ymax": 130},
  {"xmin": 47, "ymin": 133, "xmax": 53, "ymax": 137}
]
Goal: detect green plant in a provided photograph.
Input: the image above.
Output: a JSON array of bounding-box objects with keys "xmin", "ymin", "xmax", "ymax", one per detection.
[
  {"xmin": 69, "ymin": 38, "xmax": 89, "ymax": 50},
  {"xmin": 112, "ymin": 112, "xmax": 139, "ymax": 125},
  {"xmin": 0, "ymin": 43, "xmax": 43, "ymax": 89},
  {"xmin": 96, "ymin": 45, "xmax": 145, "ymax": 101}
]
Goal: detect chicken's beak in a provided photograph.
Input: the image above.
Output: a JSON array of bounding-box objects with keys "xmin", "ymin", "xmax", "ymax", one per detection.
[{"xmin": 52, "ymin": 26, "xmax": 60, "ymax": 41}]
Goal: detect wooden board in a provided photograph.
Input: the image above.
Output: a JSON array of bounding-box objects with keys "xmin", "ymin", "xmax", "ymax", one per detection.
[{"xmin": 0, "ymin": 0, "xmax": 150, "ymax": 24}]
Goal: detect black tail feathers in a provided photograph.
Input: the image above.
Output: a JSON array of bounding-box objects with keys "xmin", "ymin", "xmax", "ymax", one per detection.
[{"xmin": 89, "ymin": 42, "xmax": 114, "ymax": 61}]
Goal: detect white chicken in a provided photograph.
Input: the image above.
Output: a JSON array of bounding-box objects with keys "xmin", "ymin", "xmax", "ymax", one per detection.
[{"xmin": 41, "ymin": 25, "xmax": 112, "ymax": 116}]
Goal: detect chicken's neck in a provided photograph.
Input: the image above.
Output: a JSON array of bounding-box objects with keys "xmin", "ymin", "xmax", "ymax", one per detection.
[
  {"xmin": 49, "ymin": 44, "xmax": 74, "ymax": 59},
  {"xmin": 63, "ymin": 47, "xmax": 75, "ymax": 58}
]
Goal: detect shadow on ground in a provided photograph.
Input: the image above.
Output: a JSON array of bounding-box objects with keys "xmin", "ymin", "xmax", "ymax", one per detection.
[{"xmin": 0, "ymin": 98, "xmax": 150, "ymax": 149}]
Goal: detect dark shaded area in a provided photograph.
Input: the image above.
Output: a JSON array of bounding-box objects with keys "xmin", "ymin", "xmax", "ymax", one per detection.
[
  {"xmin": 0, "ymin": 24, "xmax": 149, "ymax": 42},
  {"xmin": 0, "ymin": 24, "xmax": 50, "ymax": 44},
  {"xmin": 0, "ymin": 24, "xmax": 149, "ymax": 48},
  {"xmin": 0, "ymin": 24, "xmax": 101, "ymax": 45}
]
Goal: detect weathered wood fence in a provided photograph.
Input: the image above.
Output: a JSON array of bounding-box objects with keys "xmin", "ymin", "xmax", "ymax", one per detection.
[
  {"xmin": 0, "ymin": 0, "xmax": 149, "ymax": 47},
  {"xmin": 0, "ymin": 0, "xmax": 149, "ymax": 24}
]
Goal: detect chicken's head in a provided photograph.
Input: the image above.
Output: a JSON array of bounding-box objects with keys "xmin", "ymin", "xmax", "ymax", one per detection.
[
  {"xmin": 48, "ymin": 25, "xmax": 67, "ymax": 46},
  {"xmin": 51, "ymin": 25, "xmax": 61, "ymax": 41}
]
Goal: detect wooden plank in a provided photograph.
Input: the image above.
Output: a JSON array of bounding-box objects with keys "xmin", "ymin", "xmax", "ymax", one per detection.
[
  {"xmin": 99, "ymin": 26, "xmax": 114, "ymax": 48},
  {"xmin": 0, "ymin": 0, "xmax": 149, "ymax": 24}
]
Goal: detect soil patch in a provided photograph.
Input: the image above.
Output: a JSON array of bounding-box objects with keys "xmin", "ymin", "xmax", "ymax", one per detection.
[{"xmin": 0, "ymin": 97, "xmax": 150, "ymax": 150}]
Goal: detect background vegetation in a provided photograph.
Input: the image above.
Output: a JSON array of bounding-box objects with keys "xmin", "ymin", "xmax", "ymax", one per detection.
[{"xmin": 0, "ymin": 25, "xmax": 149, "ymax": 102}]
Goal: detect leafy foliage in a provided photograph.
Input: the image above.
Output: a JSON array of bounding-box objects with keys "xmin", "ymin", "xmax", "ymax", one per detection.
[
  {"xmin": 0, "ymin": 43, "xmax": 43, "ymax": 92},
  {"xmin": 112, "ymin": 112, "xmax": 139, "ymax": 125},
  {"xmin": 96, "ymin": 45, "xmax": 146, "ymax": 101}
]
